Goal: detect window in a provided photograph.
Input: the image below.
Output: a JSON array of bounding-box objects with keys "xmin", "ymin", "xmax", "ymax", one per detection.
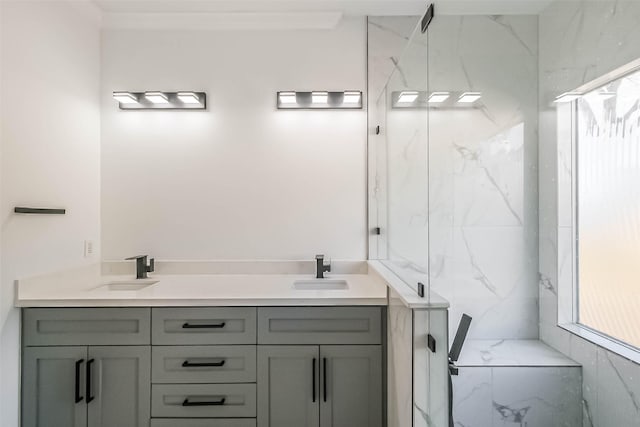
[{"xmin": 574, "ymin": 67, "xmax": 640, "ymax": 350}]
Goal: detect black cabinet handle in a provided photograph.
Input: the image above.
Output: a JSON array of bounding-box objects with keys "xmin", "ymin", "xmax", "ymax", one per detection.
[
  {"xmin": 182, "ymin": 322, "xmax": 226, "ymax": 329},
  {"xmin": 312, "ymin": 358, "xmax": 316, "ymax": 402},
  {"xmin": 86, "ymin": 359, "xmax": 95, "ymax": 403},
  {"xmin": 323, "ymin": 358, "xmax": 327, "ymax": 402},
  {"xmin": 182, "ymin": 359, "xmax": 226, "ymax": 368},
  {"xmin": 74, "ymin": 359, "xmax": 84, "ymax": 403},
  {"xmin": 182, "ymin": 397, "xmax": 226, "ymax": 406}
]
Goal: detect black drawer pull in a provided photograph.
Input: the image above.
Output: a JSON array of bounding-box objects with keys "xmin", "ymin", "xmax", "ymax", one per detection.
[
  {"xmin": 75, "ymin": 359, "xmax": 84, "ymax": 403},
  {"xmin": 312, "ymin": 358, "xmax": 316, "ymax": 402},
  {"xmin": 182, "ymin": 322, "xmax": 226, "ymax": 329},
  {"xmin": 182, "ymin": 397, "xmax": 226, "ymax": 406},
  {"xmin": 86, "ymin": 359, "xmax": 95, "ymax": 403},
  {"xmin": 323, "ymin": 357, "xmax": 327, "ymax": 402},
  {"xmin": 182, "ymin": 359, "xmax": 226, "ymax": 368}
]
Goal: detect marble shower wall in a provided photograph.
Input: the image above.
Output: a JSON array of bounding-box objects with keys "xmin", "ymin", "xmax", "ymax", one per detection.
[
  {"xmin": 538, "ymin": 1, "xmax": 640, "ymax": 426},
  {"xmin": 427, "ymin": 16, "xmax": 539, "ymax": 341}
]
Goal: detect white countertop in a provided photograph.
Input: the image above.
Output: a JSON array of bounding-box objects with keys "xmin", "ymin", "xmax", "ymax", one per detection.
[
  {"xmin": 15, "ymin": 260, "xmax": 449, "ymax": 309},
  {"xmin": 15, "ymin": 263, "xmax": 389, "ymax": 307}
]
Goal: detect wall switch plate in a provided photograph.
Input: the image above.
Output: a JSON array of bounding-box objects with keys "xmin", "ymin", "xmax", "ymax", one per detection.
[{"xmin": 84, "ymin": 240, "xmax": 95, "ymax": 258}]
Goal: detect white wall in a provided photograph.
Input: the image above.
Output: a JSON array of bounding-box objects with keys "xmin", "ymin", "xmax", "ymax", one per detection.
[
  {"xmin": 101, "ymin": 18, "xmax": 367, "ymax": 261},
  {"xmin": 539, "ymin": 1, "xmax": 640, "ymax": 426},
  {"xmin": 0, "ymin": 1, "xmax": 102, "ymax": 425}
]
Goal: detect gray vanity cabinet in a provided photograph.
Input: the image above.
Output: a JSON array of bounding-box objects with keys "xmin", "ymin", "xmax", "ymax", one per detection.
[
  {"xmin": 22, "ymin": 346, "xmax": 88, "ymax": 427},
  {"xmin": 256, "ymin": 306, "xmax": 383, "ymax": 427},
  {"xmin": 87, "ymin": 346, "xmax": 151, "ymax": 427},
  {"xmin": 257, "ymin": 346, "xmax": 320, "ymax": 427},
  {"xmin": 319, "ymin": 345, "xmax": 382, "ymax": 427},
  {"xmin": 257, "ymin": 345, "xmax": 382, "ymax": 427},
  {"xmin": 22, "ymin": 345, "xmax": 150, "ymax": 427},
  {"xmin": 22, "ymin": 308, "xmax": 151, "ymax": 427}
]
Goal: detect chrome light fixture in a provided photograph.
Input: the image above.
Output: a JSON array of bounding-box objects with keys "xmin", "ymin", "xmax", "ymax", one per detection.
[
  {"xmin": 144, "ymin": 92, "xmax": 169, "ymax": 104},
  {"xmin": 279, "ymin": 91, "xmax": 297, "ymax": 105},
  {"xmin": 276, "ymin": 91, "xmax": 363, "ymax": 110},
  {"xmin": 113, "ymin": 92, "xmax": 139, "ymax": 104},
  {"xmin": 312, "ymin": 91, "xmax": 329, "ymax": 104},
  {"xmin": 177, "ymin": 92, "xmax": 200, "ymax": 104},
  {"xmin": 428, "ymin": 92, "xmax": 450, "ymax": 103},
  {"xmin": 392, "ymin": 91, "xmax": 483, "ymax": 109},
  {"xmin": 457, "ymin": 92, "xmax": 482, "ymax": 104},
  {"xmin": 113, "ymin": 91, "xmax": 207, "ymax": 110},
  {"xmin": 343, "ymin": 91, "xmax": 362, "ymax": 104},
  {"xmin": 397, "ymin": 91, "xmax": 419, "ymax": 104}
]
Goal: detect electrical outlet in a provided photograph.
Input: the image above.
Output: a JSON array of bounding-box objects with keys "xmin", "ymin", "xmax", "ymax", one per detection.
[{"xmin": 84, "ymin": 240, "xmax": 95, "ymax": 258}]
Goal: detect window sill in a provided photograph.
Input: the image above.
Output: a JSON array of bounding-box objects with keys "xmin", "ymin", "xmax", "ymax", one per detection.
[{"xmin": 559, "ymin": 322, "xmax": 640, "ymax": 365}]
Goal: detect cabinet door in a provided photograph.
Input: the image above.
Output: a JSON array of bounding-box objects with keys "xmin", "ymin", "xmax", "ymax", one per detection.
[
  {"xmin": 257, "ymin": 346, "xmax": 319, "ymax": 427},
  {"xmin": 22, "ymin": 346, "xmax": 88, "ymax": 427},
  {"xmin": 87, "ymin": 346, "xmax": 151, "ymax": 427},
  {"xmin": 319, "ymin": 345, "xmax": 382, "ymax": 427}
]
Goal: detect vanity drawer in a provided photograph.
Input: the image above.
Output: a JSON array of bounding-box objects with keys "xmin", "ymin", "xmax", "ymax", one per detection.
[
  {"xmin": 151, "ymin": 419, "xmax": 256, "ymax": 427},
  {"xmin": 152, "ymin": 308, "xmax": 257, "ymax": 345},
  {"xmin": 152, "ymin": 384, "xmax": 256, "ymax": 418},
  {"xmin": 23, "ymin": 308, "xmax": 151, "ymax": 346},
  {"xmin": 152, "ymin": 345, "xmax": 256, "ymax": 383},
  {"xmin": 257, "ymin": 306, "xmax": 382, "ymax": 345}
]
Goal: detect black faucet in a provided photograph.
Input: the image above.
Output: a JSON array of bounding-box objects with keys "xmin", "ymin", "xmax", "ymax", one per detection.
[
  {"xmin": 125, "ymin": 255, "xmax": 155, "ymax": 279},
  {"xmin": 315, "ymin": 254, "xmax": 331, "ymax": 279}
]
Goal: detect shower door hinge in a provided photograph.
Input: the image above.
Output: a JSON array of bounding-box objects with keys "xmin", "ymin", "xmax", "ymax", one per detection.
[
  {"xmin": 372, "ymin": 227, "xmax": 381, "ymax": 235},
  {"xmin": 427, "ymin": 334, "xmax": 436, "ymax": 353}
]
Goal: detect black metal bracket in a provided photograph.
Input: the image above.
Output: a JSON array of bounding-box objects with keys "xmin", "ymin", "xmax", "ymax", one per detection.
[
  {"xmin": 373, "ymin": 227, "xmax": 381, "ymax": 235},
  {"xmin": 375, "ymin": 125, "xmax": 381, "ymax": 135},
  {"xmin": 417, "ymin": 282, "xmax": 425, "ymax": 298},
  {"xmin": 14, "ymin": 207, "xmax": 66, "ymax": 215},
  {"xmin": 421, "ymin": 3, "xmax": 434, "ymax": 33},
  {"xmin": 427, "ymin": 334, "xmax": 436, "ymax": 353}
]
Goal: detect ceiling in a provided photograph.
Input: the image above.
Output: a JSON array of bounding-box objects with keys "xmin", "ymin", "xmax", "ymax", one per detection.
[
  {"xmin": 92, "ymin": 0, "xmax": 556, "ymax": 31},
  {"xmin": 93, "ymin": 0, "xmax": 555, "ymax": 16}
]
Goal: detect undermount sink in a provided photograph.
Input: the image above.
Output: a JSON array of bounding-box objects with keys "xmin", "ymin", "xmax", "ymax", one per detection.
[
  {"xmin": 293, "ymin": 279, "xmax": 349, "ymax": 290},
  {"xmin": 99, "ymin": 279, "xmax": 159, "ymax": 291}
]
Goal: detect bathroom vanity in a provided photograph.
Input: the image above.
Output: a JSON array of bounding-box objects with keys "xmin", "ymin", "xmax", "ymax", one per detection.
[{"xmin": 15, "ymin": 261, "xmax": 449, "ymax": 427}]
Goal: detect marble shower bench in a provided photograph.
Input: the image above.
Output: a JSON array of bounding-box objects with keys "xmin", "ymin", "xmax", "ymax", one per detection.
[{"xmin": 452, "ymin": 340, "xmax": 583, "ymax": 427}]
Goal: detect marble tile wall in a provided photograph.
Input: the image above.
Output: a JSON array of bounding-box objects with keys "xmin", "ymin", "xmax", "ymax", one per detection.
[
  {"xmin": 453, "ymin": 340, "xmax": 583, "ymax": 427},
  {"xmin": 453, "ymin": 366, "xmax": 582, "ymax": 427},
  {"xmin": 538, "ymin": 1, "xmax": 640, "ymax": 426},
  {"xmin": 387, "ymin": 287, "xmax": 414, "ymax": 427}
]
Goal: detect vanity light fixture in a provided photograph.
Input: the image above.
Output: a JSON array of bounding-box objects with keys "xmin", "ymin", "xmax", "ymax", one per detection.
[
  {"xmin": 428, "ymin": 92, "xmax": 450, "ymax": 103},
  {"xmin": 113, "ymin": 91, "xmax": 207, "ymax": 110},
  {"xmin": 113, "ymin": 92, "xmax": 138, "ymax": 104},
  {"xmin": 457, "ymin": 92, "xmax": 482, "ymax": 104},
  {"xmin": 397, "ymin": 91, "xmax": 420, "ymax": 104},
  {"xmin": 144, "ymin": 91, "xmax": 169, "ymax": 104},
  {"xmin": 276, "ymin": 91, "xmax": 363, "ymax": 109},
  {"xmin": 392, "ymin": 91, "xmax": 484, "ymax": 109},
  {"xmin": 312, "ymin": 91, "xmax": 329, "ymax": 104},
  {"xmin": 279, "ymin": 91, "xmax": 297, "ymax": 104},
  {"xmin": 343, "ymin": 91, "xmax": 362, "ymax": 104},
  {"xmin": 177, "ymin": 92, "xmax": 200, "ymax": 104},
  {"xmin": 554, "ymin": 92, "xmax": 582, "ymax": 103}
]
